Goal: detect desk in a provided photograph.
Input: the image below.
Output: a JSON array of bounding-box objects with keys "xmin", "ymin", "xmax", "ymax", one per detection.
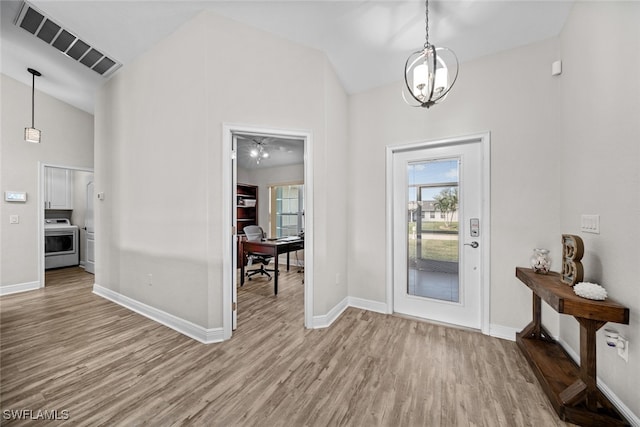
[
  {"xmin": 240, "ymin": 238, "xmax": 304, "ymax": 295},
  {"xmin": 515, "ymin": 267, "xmax": 630, "ymax": 426}
]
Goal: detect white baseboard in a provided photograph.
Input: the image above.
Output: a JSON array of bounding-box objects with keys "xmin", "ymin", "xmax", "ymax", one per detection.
[
  {"xmin": 92, "ymin": 284, "xmax": 224, "ymax": 344},
  {"xmin": 348, "ymin": 296, "xmax": 388, "ymax": 314},
  {"xmin": 311, "ymin": 297, "xmax": 388, "ymax": 329},
  {"xmin": 0, "ymin": 281, "xmax": 41, "ymax": 296},
  {"xmin": 311, "ymin": 296, "xmax": 349, "ymax": 329},
  {"xmin": 557, "ymin": 337, "xmax": 580, "ymax": 364},
  {"xmin": 599, "ymin": 378, "xmax": 640, "ymax": 426},
  {"xmin": 557, "ymin": 338, "xmax": 640, "ymax": 426},
  {"xmin": 489, "ymin": 324, "xmax": 520, "ymax": 341}
]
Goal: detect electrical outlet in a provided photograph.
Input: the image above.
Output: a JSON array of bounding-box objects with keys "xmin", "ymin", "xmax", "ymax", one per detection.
[
  {"xmin": 617, "ymin": 336, "xmax": 628, "ymax": 362},
  {"xmin": 9, "ymin": 215, "xmax": 19, "ymax": 224},
  {"xmin": 147, "ymin": 273, "xmax": 153, "ymax": 286}
]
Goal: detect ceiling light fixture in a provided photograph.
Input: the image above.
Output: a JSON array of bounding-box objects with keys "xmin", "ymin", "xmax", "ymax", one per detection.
[
  {"xmin": 402, "ymin": 0, "xmax": 458, "ymax": 108},
  {"xmin": 25, "ymin": 67, "xmax": 42, "ymax": 143},
  {"xmin": 249, "ymin": 139, "xmax": 270, "ymax": 165}
]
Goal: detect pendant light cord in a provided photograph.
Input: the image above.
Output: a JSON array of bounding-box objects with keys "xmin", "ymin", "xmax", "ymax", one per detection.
[
  {"xmin": 31, "ymin": 71, "xmax": 35, "ymax": 127},
  {"xmin": 424, "ymin": 0, "xmax": 430, "ymax": 49},
  {"xmin": 27, "ymin": 68, "xmax": 41, "ymax": 128}
]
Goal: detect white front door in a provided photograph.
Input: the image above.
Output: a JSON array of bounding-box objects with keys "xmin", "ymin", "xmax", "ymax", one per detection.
[
  {"xmin": 85, "ymin": 181, "xmax": 95, "ymax": 275},
  {"xmin": 392, "ymin": 138, "xmax": 486, "ymax": 329}
]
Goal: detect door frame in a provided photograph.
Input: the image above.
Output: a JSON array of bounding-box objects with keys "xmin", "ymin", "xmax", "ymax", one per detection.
[
  {"xmin": 385, "ymin": 132, "xmax": 491, "ymax": 334},
  {"xmin": 222, "ymin": 124, "xmax": 313, "ymax": 340},
  {"xmin": 38, "ymin": 162, "xmax": 94, "ymax": 288}
]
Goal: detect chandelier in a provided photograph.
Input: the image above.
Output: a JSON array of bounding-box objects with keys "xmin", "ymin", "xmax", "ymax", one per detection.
[
  {"xmin": 249, "ymin": 138, "xmax": 270, "ymax": 165},
  {"xmin": 402, "ymin": 0, "xmax": 458, "ymax": 108}
]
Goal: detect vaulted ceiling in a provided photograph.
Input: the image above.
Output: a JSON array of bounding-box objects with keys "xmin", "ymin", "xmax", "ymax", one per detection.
[{"xmin": 1, "ymin": 0, "xmax": 574, "ymax": 114}]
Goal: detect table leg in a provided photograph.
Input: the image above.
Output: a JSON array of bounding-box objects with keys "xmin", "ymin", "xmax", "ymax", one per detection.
[
  {"xmin": 532, "ymin": 294, "xmax": 541, "ymax": 336},
  {"xmin": 240, "ymin": 249, "xmax": 245, "ymax": 286},
  {"xmin": 520, "ymin": 293, "xmax": 542, "ymax": 339},
  {"xmin": 274, "ymin": 257, "xmax": 279, "ymax": 295},
  {"xmin": 286, "ymin": 250, "xmax": 291, "ymax": 271},
  {"xmin": 578, "ymin": 318, "xmax": 605, "ymax": 411}
]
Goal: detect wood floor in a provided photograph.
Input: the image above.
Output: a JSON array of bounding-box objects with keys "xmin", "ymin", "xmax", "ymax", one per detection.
[{"xmin": 0, "ymin": 267, "xmax": 572, "ymax": 426}]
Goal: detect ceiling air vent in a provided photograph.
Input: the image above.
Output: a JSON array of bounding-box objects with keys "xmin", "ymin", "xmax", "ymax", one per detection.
[{"xmin": 14, "ymin": 1, "xmax": 121, "ymax": 77}]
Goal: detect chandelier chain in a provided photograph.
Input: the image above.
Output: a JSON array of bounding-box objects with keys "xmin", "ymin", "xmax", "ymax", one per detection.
[{"xmin": 424, "ymin": 0, "xmax": 430, "ymax": 49}]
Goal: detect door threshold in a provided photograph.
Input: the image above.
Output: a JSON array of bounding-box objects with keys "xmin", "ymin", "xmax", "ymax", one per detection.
[{"xmin": 391, "ymin": 312, "xmax": 481, "ymax": 334}]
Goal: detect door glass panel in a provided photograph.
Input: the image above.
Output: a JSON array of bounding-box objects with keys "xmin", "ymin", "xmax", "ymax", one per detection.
[{"xmin": 407, "ymin": 158, "xmax": 460, "ymax": 302}]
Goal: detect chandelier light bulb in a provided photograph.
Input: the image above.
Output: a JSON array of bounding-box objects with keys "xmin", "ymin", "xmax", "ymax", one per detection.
[
  {"xmin": 412, "ymin": 62, "xmax": 429, "ymax": 99},
  {"xmin": 249, "ymin": 148, "xmax": 259, "ymax": 158},
  {"xmin": 434, "ymin": 63, "xmax": 448, "ymax": 95}
]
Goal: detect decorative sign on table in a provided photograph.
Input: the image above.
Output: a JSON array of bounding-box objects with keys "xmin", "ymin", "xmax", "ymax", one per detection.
[{"xmin": 561, "ymin": 234, "xmax": 584, "ymax": 286}]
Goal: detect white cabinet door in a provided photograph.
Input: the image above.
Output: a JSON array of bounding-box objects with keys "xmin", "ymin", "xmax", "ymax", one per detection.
[{"xmin": 45, "ymin": 167, "xmax": 72, "ymax": 209}]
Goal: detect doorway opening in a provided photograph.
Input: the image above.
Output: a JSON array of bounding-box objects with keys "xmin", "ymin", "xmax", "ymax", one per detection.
[
  {"xmin": 39, "ymin": 163, "xmax": 94, "ymax": 288},
  {"xmin": 386, "ymin": 133, "xmax": 490, "ymax": 333},
  {"xmin": 222, "ymin": 125, "xmax": 313, "ymax": 340}
]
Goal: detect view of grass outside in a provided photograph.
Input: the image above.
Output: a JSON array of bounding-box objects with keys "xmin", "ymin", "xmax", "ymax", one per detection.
[
  {"xmin": 408, "ymin": 222, "xmax": 459, "ymax": 233},
  {"xmin": 408, "ymin": 221, "xmax": 459, "ymax": 262},
  {"xmin": 408, "ymin": 239, "xmax": 458, "ymax": 262}
]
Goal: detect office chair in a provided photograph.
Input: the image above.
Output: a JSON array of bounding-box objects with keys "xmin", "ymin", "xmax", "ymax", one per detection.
[{"xmin": 243, "ymin": 225, "xmax": 274, "ymax": 281}]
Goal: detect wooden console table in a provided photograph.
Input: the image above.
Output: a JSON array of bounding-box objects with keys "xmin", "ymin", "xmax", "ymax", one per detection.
[{"xmin": 515, "ymin": 267, "xmax": 630, "ymax": 426}]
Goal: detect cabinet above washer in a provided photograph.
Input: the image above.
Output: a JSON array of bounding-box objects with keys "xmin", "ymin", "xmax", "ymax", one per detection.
[{"xmin": 45, "ymin": 167, "xmax": 72, "ymax": 210}]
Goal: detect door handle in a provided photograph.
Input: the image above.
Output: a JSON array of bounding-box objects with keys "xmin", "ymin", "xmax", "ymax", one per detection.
[{"xmin": 464, "ymin": 241, "xmax": 479, "ymax": 248}]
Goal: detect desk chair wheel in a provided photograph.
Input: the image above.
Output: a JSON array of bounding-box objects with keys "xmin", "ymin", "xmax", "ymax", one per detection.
[{"xmin": 246, "ymin": 265, "xmax": 273, "ymax": 281}]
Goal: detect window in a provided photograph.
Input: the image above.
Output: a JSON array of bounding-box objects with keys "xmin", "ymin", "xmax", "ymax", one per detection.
[{"xmin": 271, "ymin": 184, "xmax": 304, "ymax": 237}]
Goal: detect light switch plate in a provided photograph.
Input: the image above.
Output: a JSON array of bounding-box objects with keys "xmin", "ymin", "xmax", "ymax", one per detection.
[{"xmin": 581, "ymin": 214, "xmax": 600, "ymax": 234}]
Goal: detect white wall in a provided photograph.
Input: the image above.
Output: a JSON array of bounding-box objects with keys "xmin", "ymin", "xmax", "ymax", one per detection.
[
  {"xmin": 95, "ymin": 11, "xmax": 349, "ymax": 329},
  {"xmin": 348, "ymin": 38, "xmax": 563, "ymax": 334},
  {"xmin": 95, "ymin": 13, "xmax": 211, "ymax": 327},
  {"xmin": 319, "ymin": 59, "xmax": 349, "ymax": 313},
  {"xmin": 558, "ymin": 1, "xmax": 640, "ymax": 417},
  {"xmin": 0, "ymin": 74, "xmax": 94, "ymax": 289}
]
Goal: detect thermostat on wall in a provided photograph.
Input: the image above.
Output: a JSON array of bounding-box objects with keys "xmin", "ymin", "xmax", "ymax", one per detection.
[{"xmin": 5, "ymin": 191, "xmax": 27, "ymax": 202}]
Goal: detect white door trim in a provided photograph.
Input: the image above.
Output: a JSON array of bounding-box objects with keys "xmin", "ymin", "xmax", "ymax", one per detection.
[
  {"xmin": 222, "ymin": 124, "xmax": 313, "ymax": 341},
  {"xmin": 385, "ymin": 132, "xmax": 491, "ymax": 334},
  {"xmin": 38, "ymin": 163, "xmax": 94, "ymax": 288}
]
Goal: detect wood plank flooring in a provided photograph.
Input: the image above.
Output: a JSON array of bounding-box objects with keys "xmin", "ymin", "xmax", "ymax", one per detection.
[{"xmin": 0, "ymin": 267, "xmax": 572, "ymax": 426}]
